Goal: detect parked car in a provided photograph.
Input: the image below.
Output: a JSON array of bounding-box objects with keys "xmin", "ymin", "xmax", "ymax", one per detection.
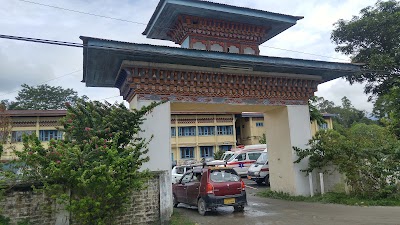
[
  {"xmin": 171, "ymin": 165, "xmax": 193, "ymax": 184},
  {"xmin": 247, "ymin": 149, "xmax": 269, "ymax": 185},
  {"xmin": 172, "ymin": 166, "xmax": 247, "ymax": 215}
]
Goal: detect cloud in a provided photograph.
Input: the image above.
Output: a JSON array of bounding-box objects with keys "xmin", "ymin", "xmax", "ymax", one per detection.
[{"xmin": 0, "ymin": 0, "xmax": 377, "ymax": 112}]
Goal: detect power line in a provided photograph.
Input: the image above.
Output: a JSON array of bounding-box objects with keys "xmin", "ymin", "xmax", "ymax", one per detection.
[
  {"xmin": 15, "ymin": 0, "xmax": 349, "ymax": 61},
  {"xmin": 0, "ymin": 69, "xmax": 82, "ymax": 97}
]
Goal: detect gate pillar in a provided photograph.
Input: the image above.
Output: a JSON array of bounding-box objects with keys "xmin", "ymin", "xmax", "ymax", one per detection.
[{"xmin": 264, "ymin": 105, "xmax": 312, "ymax": 196}]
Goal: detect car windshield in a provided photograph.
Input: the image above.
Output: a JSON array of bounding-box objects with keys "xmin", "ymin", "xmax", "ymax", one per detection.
[
  {"xmin": 227, "ymin": 153, "xmax": 237, "ymax": 162},
  {"xmin": 222, "ymin": 153, "xmax": 234, "ymax": 161},
  {"xmin": 209, "ymin": 169, "xmax": 240, "ymax": 182},
  {"xmin": 256, "ymin": 152, "xmax": 268, "ymax": 164}
]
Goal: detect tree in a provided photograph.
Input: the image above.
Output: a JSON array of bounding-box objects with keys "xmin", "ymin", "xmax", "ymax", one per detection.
[
  {"xmin": 294, "ymin": 124, "xmax": 400, "ymax": 198},
  {"xmin": 373, "ymin": 86, "xmax": 400, "ymax": 137},
  {"xmin": 213, "ymin": 148, "xmax": 224, "ymax": 160},
  {"xmin": 7, "ymin": 84, "xmax": 88, "ymax": 110},
  {"xmin": 17, "ymin": 100, "xmax": 161, "ymax": 225},
  {"xmin": 331, "ymin": 0, "xmax": 400, "ymax": 98},
  {"xmin": 0, "ymin": 104, "xmax": 12, "ymax": 152},
  {"xmin": 259, "ymin": 133, "xmax": 266, "ymax": 144},
  {"xmin": 315, "ymin": 96, "xmax": 375, "ymax": 129},
  {"xmin": 309, "ymin": 96, "xmax": 326, "ymax": 126}
]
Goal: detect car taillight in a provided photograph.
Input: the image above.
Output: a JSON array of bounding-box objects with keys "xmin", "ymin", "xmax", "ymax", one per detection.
[
  {"xmin": 241, "ymin": 180, "xmax": 245, "ymax": 191},
  {"xmin": 206, "ymin": 183, "xmax": 214, "ymax": 194}
]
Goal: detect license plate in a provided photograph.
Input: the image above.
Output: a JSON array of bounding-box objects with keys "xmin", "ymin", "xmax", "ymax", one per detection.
[{"xmin": 224, "ymin": 198, "xmax": 235, "ymax": 204}]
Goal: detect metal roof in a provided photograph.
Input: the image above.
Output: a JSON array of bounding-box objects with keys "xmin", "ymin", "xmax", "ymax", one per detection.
[
  {"xmin": 143, "ymin": 0, "xmax": 303, "ymax": 43},
  {"xmin": 0, "ymin": 110, "xmax": 67, "ymax": 117},
  {"xmin": 80, "ymin": 36, "xmax": 361, "ymax": 88}
]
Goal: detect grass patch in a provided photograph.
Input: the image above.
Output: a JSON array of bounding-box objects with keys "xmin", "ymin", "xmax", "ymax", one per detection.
[
  {"xmin": 257, "ymin": 190, "xmax": 400, "ymax": 206},
  {"xmin": 169, "ymin": 211, "xmax": 197, "ymax": 225}
]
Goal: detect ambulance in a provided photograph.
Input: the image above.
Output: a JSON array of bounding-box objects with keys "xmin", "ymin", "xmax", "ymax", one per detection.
[
  {"xmin": 247, "ymin": 149, "xmax": 269, "ymax": 185},
  {"xmin": 225, "ymin": 144, "xmax": 266, "ymax": 176}
]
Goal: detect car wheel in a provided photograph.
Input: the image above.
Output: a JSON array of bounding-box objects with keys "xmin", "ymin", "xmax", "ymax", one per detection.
[
  {"xmin": 233, "ymin": 205, "xmax": 244, "ymax": 212},
  {"xmin": 173, "ymin": 194, "xmax": 179, "ymax": 208},
  {"xmin": 197, "ymin": 198, "xmax": 207, "ymax": 216},
  {"xmin": 265, "ymin": 175, "xmax": 270, "ymax": 186},
  {"xmin": 256, "ymin": 180, "xmax": 263, "ymax": 185}
]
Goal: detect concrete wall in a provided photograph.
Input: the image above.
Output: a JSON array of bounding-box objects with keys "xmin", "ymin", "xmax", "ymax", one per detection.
[
  {"xmin": 129, "ymin": 97, "xmax": 172, "ymax": 224},
  {"xmin": 0, "ymin": 176, "xmax": 161, "ymax": 225}
]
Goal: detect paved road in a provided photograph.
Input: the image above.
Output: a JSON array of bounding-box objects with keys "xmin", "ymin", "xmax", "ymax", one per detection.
[{"xmin": 174, "ymin": 179, "xmax": 400, "ymax": 225}]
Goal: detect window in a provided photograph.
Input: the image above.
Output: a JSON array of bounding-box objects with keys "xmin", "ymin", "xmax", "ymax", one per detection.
[
  {"xmin": 180, "ymin": 173, "xmax": 193, "ymax": 184},
  {"xmin": 193, "ymin": 42, "xmax": 206, "ymax": 50},
  {"xmin": 11, "ymin": 130, "xmax": 35, "ymax": 142},
  {"xmin": 256, "ymin": 122, "xmax": 264, "ymax": 127},
  {"xmin": 244, "ymin": 47, "xmax": 256, "ymax": 55},
  {"xmin": 217, "ymin": 126, "xmax": 233, "ymax": 135},
  {"xmin": 180, "ymin": 147, "xmax": 194, "ymax": 159},
  {"xmin": 319, "ymin": 123, "xmax": 328, "ymax": 130},
  {"xmin": 219, "ymin": 145, "xmax": 232, "ymax": 152},
  {"xmin": 237, "ymin": 153, "xmax": 246, "ymax": 161},
  {"xmin": 198, "ymin": 126, "xmax": 215, "ymax": 136},
  {"xmin": 171, "ymin": 127, "xmax": 176, "ymax": 137},
  {"xmin": 248, "ymin": 152, "xmax": 262, "ymax": 160},
  {"xmin": 210, "ymin": 44, "xmax": 223, "ymax": 52},
  {"xmin": 200, "ymin": 146, "xmax": 214, "ymax": 158},
  {"xmin": 210, "ymin": 169, "xmax": 240, "ymax": 182},
  {"xmin": 39, "ymin": 130, "xmax": 63, "ymax": 141},
  {"xmin": 227, "ymin": 46, "xmax": 239, "ymax": 53},
  {"xmin": 178, "ymin": 127, "xmax": 196, "ymax": 136}
]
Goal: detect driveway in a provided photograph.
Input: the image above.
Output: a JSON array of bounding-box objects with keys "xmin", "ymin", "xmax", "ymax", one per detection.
[{"xmin": 174, "ymin": 179, "xmax": 400, "ymax": 225}]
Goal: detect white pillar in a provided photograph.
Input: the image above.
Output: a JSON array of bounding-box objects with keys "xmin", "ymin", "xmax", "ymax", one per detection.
[
  {"xmin": 129, "ymin": 96, "xmax": 172, "ymax": 223},
  {"xmin": 264, "ymin": 105, "xmax": 312, "ymax": 196}
]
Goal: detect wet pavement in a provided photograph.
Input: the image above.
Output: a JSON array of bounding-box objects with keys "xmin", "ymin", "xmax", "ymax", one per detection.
[{"xmin": 174, "ymin": 179, "xmax": 400, "ymax": 225}]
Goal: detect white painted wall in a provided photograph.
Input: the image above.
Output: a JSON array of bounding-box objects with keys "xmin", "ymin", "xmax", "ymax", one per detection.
[
  {"xmin": 129, "ymin": 96, "xmax": 173, "ymax": 222},
  {"xmin": 264, "ymin": 105, "xmax": 312, "ymax": 196}
]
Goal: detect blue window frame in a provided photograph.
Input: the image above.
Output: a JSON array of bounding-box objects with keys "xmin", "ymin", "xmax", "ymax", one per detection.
[
  {"xmin": 39, "ymin": 130, "xmax": 63, "ymax": 141},
  {"xmin": 180, "ymin": 147, "xmax": 194, "ymax": 159},
  {"xmin": 219, "ymin": 145, "xmax": 232, "ymax": 152},
  {"xmin": 256, "ymin": 122, "xmax": 264, "ymax": 127},
  {"xmin": 11, "ymin": 130, "xmax": 35, "ymax": 142},
  {"xmin": 200, "ymin": 146, "xmax": 214, "ymax": 158},
  {"xmin": 198, "ymin": 126, "xmax": 215, "ymax": 136},
  {"xmin": 217, "ymin": 126, "xmax": 233, "ymax": 135},
  {"xmin": 171, "ymin": 127, "xmax": 176, "ymax": 137},
  {"xmin": 178, "ymin": 127, "xmax": 196, "ymax": 136},
  {"xmin": 319, "ymin": 123, "xmax": 328, "ymax": 130}
]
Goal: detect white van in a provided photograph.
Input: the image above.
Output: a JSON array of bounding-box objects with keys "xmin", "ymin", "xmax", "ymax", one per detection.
[
  {"xmin": 247, "ymin": 149, "xmax": 269, "ymax": 185},
  {"xmin": 225, "ymin": 144, "xmax": 266, "ymax": 176}
]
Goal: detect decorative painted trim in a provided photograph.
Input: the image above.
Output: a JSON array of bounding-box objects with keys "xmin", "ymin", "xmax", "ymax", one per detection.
[
  {"xmin": 168, "ymin": 15, "xmax": 268, "ymax": 45},
  {"xmin": 12, "ymin": 121, "xmax": 36, "ymax": 127},
  {"xmin": 120, "ymin": 66, "xmax": 317, "ymax": 106}
]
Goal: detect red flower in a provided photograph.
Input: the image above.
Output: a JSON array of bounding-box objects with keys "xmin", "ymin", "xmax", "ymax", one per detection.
[
  {"xmin": 56, "ymin": 160, "xmax": 61, "ymax": 164},
  {"xmin": 85, "ymin": 127, "xmax": 91, "ymax": 131}
]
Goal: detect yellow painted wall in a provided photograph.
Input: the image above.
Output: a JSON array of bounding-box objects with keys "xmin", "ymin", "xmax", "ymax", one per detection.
[
  {"xmin": 1, "ymin": 116, "xmax": 64, "ymax": 161},
  {"xmin": 240, "ymin": 116, "xmax": 334, "ymax": 145},
  {"xmin": 171, "ymin": 114, "xmax": 236, "ymax": 164},
  {"xmin": 310, "ymin": 117, "xmax": 334, "ymax": 136}
]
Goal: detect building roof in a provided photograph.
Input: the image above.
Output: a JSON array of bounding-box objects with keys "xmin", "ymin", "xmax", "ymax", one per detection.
[
  {"xmin": 0, "ymin": 110, "xmax": 67, "ymax": 117},
  {"xmin": 143, "ymin": 0, "xmax": 303, "ymax": 43},
  {"xmin": 80, "ymin": 36, "xmax": 361, "ymax": 88}
]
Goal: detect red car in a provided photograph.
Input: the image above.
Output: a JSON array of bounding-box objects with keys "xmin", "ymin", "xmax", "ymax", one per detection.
[{"xmin": 172, "ymin": 166, "xmax": 247, "ymax": 215}]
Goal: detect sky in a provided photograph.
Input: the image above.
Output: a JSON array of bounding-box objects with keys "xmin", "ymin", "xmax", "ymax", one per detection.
[{"xmin": 0, "ymin": 0, "xmax": 378, "ymax": 112}]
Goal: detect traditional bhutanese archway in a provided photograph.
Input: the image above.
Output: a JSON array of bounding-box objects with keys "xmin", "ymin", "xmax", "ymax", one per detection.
[{"xmin": 80, "ymin": 0, "xmax": 361, "ymax": 222}]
